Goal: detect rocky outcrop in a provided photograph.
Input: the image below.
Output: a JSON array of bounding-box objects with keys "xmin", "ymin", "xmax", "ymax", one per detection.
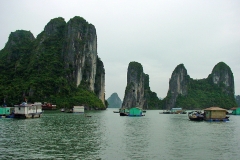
[
  {"xmin": 0, "ymin": 16, "xmax": 105, "ymax": 108},
  {"xmin": 122, "ymin": 62, "xmax": 146, "ymax": 109},
  {"xmin": 63, "ymin": 17, "xmax": 98, "ymax": 90},
  {"xmin": 165, "ymin": 62, "xmax": 236, "ymax": 109},
  {"xmin": 210, "ymin": 62, "xmax": 234, "ymax": 95},
  {"xmin": 107, "ymin": 93, "xmax": 122, "ymax": 108},
  {"xmin": 43, "ymin": 16, "xmax": 105, "ymax": 105},
  {"xmin": 165, "ymin": 64, "xmax": 189, "ymax": 109},
  {"xmin": 4, "ymin": 30, "xmax": 35, "ymax": 62},
  {"xmin": 44, "ymin": 17, "xmax": 66, "ymax": 36},
  {"xmin": 94, "ymin": 56, "xmax": 105, "ymax": 104}
]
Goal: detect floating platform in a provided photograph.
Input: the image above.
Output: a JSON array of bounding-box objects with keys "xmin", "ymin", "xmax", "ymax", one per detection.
[{"xmin": 205, "ymin": 118, "xmax": 229, "ymax": 122}]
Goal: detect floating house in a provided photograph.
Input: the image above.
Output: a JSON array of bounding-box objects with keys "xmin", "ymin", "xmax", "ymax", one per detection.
[
  {"xmin": 14, "ymin": 102, "xmax": 42, "ymax": 118},
  {"xmin": 231, "ymin": 107, "xmax": 240, "ymax": 115},
  {"xmin": 128, "ymin": 107, "xmax": 143, "ymax": 116},
  {"xmin": 73, "ymin": 106, "xmax": 84, "ymax": 113},
  {"xmin": 204, "ymin": 107, "xmax": 229, "ymax": 121},
  {"xmin": 170, "ymin": 108, "xmax": 183, "ymax": 114},
  {"xmin": 0, "ymin": 107, "xmax": 14, "ymax": 118}
]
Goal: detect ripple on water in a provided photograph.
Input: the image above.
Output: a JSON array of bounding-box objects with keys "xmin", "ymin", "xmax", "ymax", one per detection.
[{"xmin": 1, "ymin": 110, "xmax": 240, "ymax": 160}]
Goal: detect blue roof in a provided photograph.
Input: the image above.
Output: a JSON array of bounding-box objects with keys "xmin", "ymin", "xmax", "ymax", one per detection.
[{"xmin": 171, "ymin": 108, "xmax": 182, "ymax": 110}]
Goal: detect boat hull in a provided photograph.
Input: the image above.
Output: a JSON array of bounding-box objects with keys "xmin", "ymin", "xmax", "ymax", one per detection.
[
  {"xmin": 189, "ymin": 117, "xmax": 204, "ymax": 121},
  {"xmin": 120, "ymin": 113, "xmax": 128, "ymax": 116},
  {"xmin": 14, "ymin": 113, "xmax": 41, "ymax": 119}
]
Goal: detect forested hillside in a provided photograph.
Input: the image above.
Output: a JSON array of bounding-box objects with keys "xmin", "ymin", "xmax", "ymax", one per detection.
[{"xmin": 0, "ymin": 16, "xmax": 106, "ymax": 109}]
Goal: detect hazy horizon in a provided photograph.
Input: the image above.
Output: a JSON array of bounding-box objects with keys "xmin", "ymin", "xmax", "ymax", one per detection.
[{"xmin": 1, "ymin": 0, "xmax": 239, "ymax": 100}]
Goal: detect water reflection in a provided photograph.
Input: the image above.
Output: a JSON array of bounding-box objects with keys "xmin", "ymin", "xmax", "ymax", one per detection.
[
  {"xmin": 124, "ymin": 117, "xmax": 149, "ymax": 160},
  {"xmin": 1, "ymin": 109, "xmax": 240, "ymax": 160},
  {"xmin": 0, "ymin": 111, "xmax": 102, "ymax": 159}
]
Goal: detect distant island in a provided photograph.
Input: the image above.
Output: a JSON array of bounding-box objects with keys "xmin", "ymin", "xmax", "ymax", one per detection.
[{"xmin": 107, "ymin": 93, "xmax": 122, "ymax": 108}]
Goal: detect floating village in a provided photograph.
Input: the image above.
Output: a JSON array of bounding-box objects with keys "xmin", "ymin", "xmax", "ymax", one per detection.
[
  {"xmin": 0, "ymin": 101, "xmax": 86, "ymax": 119},
  {"xmin": 115, "ymin": 106, "xmax": 237, "ymax": 122},
  {"xmin": 1, "ymin": 101, "xmax": 239, "ymax": 122}
]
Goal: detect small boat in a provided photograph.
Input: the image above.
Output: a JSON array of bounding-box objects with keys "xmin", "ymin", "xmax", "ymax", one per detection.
[
  {"xmin": 188, "ymin": 111, "xmax": 204, "ymax": 121},
  {"xmin": 60, "ymin": 108, "xmax": 65, "ymax": 112},
  {"xmin": 113, "ymin": 111, "xmax": 119, "ymax": 113},
  {"xmin": 119, "ymin": 108, "xmax": 129, "ymax": 116},
  {"xmin": 42, "ymin": 102, "xmax": 57, "ymax": 110},
  {"xmin": 85, "ymin": 114, "xmax": 91, "ymax": 117},
  {"xmin": 66, "ymin": 108, "xmax": 73, "ymax": 113},
  {"xmin": 142, "ymin": 110, "xmax": 146, "ymax": 113},
  {"xmin": 160, "ymin": 110, "xmax": 171, "ymax": 114}
]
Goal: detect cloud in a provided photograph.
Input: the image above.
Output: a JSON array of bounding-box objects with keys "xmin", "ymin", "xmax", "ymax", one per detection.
[{"xmin": 0, "ymin": 0, "xmax": 239, "ymax": 100}]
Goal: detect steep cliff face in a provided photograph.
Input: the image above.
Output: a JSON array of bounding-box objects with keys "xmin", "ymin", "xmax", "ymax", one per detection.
[
  {"xmin": 107, "ymin": 93, "xmax": 122, "ymax": 108},
  {"xmin": 210, "ymin": 62, "xmax": 234, "ymax": 95},
  {"xmin": 44, "ymin": 17, "xmax": 66, "ymax": 36},
  {"xmin": 63, "ymin": 16, "xmax": 98, "ymax": 91},
  {"xmin": 0, "ymin": 16, "xmax": 105, "ymax": 108},
  {"xmin": 166, "ymin": 64, "xmax": 189, "ymax": 109},
  {"xmin": 94, "ymin": 56, "xmax": 105, "ymax": 104},
  {"xmin": 42, "ymin": 16, "xmax": 105, "ymax": 105},
  {"xmin": 122, "ymin": 62, "xmax": 146, "ymax": 109},
  {"xmin": 165, "ymin": 62, "xmax": 236, "ymax": 109}
]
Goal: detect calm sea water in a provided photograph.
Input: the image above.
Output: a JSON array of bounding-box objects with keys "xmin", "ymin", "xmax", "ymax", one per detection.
[{"xmin": 0, "ymin": 108, "xmax": 240, "ymax": 160}]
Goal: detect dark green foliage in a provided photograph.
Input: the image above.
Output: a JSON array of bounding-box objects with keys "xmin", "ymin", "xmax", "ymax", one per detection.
[
  {"xmin": 212, "ymin": 62, "xmax": 231, "ymax": 72},
  {"xmin": 144, "ymin": 74, "xmax": 162, "ymax": 109},
  {"xmin": 0, "ymin": 17, "xmax": 105, "ymax": 109},
  {"xmin": 175, "ymin": 78, "xmax": 237, "ymax": 109},
  {"xmin": 94, "ymin": 56, "xmax": 105, "ymax": 95},
  {"xmin": 236, "ymin": 95, "xmax": 240, "ymax": 107},
  {"xmin": 128, "ymin": 61, "xmax": 143, "ymax": 82},
  {"xmin": 125, "ymin": 82, "xmax": 134, "ymax": 94}
]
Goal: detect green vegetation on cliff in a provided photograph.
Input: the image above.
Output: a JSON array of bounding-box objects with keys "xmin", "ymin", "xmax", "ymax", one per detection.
[
  {"xmin": 0, "ymin": 17, "xmax": 105, "ymax": 109},
  {"xmin": 176, "ymin": 78, "xmax": 236, "ymax": 109},
  {"xmin": 128, "ymin": 61, "xmax": 143, "ymax": 81},
  {"xmin": 144, "ymin": 74, "xmax": 162, "ymax": 109}
]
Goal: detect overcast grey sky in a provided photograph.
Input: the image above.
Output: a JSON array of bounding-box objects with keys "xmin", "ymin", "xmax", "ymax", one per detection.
[{"xmin": 0, "ymin": 0, "xmax": 239, "ymax": 100}]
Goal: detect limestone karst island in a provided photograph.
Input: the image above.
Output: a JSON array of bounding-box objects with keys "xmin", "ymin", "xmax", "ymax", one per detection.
[{"xmin": 0, "ymin": 16, "xmax": 238, "ymax": 120}]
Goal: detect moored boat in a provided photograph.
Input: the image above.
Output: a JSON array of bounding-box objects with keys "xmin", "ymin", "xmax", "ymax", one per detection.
[
  {"xmin": 160, "ymin": 110, "xmax": 171, "ymax": 114},
  {"xmin": 188, "ymin": 111, "xmax": 204, "ymax": 121},
  {"xmin": 42, "ymin": 102, "xmax": 57, "ymax": 110},
  {"xmin": 119, "ymin": 108, "xmax": 129, "ymax": 116}
]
